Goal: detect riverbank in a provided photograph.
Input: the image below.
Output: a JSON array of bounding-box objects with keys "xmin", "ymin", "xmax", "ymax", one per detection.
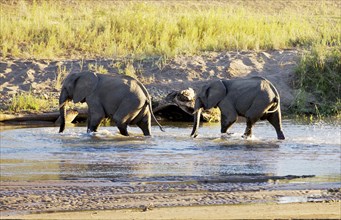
[
  {"xmin": 4, "ymin": 202, "xmax": 340, "ymax": 220},
  {"xmin": 1, "ymin": 178, "xmax": 340, "ymax": 219},
  {"xmin": 0, "ymin": 50, "xmax": 298, "ymax": 118},
  {"xmin": 1, "ymin": 47, "xmax": 340, "ymax": 122}
]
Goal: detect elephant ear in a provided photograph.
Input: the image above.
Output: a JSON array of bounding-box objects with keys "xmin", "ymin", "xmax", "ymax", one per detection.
[
  {"xmin": 72, "ymin": 72, "xmax": 98, "ymax": 103},
  {"xmin": 205, "ymin": 80, "xmax": 226, "ymax": 109}
]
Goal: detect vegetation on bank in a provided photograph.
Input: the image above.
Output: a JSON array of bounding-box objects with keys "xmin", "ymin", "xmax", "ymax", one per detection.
[
  {"xmin": 9, "ymin": 92, "xmax": 56, "ymax": 113},
  {"xmin": 1, "ymin": 0, "xmax": 340, "ymax": 59},
  {"xmin": 293, "ymin": 46, "xmax": 341, "ymax": 117},
  {"xmin": 1, "ymin": 0, "xmax": 340, "ymax": 117}
]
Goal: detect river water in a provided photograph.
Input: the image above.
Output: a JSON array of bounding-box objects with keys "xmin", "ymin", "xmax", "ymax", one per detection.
[{"xmin": 1, "ymin": 119, "xmax": 340, "ymax": 183}]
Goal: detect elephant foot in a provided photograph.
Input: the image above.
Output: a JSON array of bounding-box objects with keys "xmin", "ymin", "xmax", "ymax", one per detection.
[
  {"xmin": 119, "ymin": 133, "xmax": 129, "ymax": 137},
  {"xmin": 242, "ymin": 134, "xmax": 252, "ymax": 139},
  {"xmin": 87, "ymin": 128, "xmax": 97, "ymax": 133},
  {"xmin": 142, "ymin": 131, "xmax": 151, "ymax": 136},
  {"xmin": 191, "ymin": 133, "xmax": 198, "ymax": 138},
  {"xmin": 277, "ymin": 133, "xmax": 285, "ymax": 140},
  {"xmin": 221, "ymin": 132, "xmax": 233, "ymax": 138},
  {"xmin": 275, "ymin": 130, "xmax": 285, "ymax": 140},
  {"xmin": 117, "ymin": 127, "xmax": 129, "ymax": 136}
]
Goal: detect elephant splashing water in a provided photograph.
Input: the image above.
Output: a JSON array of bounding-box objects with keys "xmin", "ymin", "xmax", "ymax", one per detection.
[
  {"xmin": 59, "ymin": 71, "xmax": 164, "ymax": 136},
  {"xmin": 191, "ymin": 76, "xmax": 285, "ymax": 140}
]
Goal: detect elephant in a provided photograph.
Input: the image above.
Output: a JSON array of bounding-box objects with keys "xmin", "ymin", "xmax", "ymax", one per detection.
[
  {"xmin": 59, "ymin": 71, "xmax": 164, "ymax": 136},
  {"xmin": 191, "ymin": 76, "xmax": 285, "ymax": 140}
]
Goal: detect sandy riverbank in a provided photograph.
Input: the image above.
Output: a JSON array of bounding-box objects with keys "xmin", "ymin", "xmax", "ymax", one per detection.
[
  {"xmin": 1, "ymin": 179, "xmax": 340, "ymax": 220},
  {"xmin": 3, "ymin": 202, "xmax": 340, "ymax": 219},
  {"xmin": 0, "ymin": 50, "xmax": 299, "ymax": 115}
]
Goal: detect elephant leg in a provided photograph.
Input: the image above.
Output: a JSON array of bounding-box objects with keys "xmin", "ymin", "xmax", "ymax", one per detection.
[
  {"xmin": 219, "ymin": 106, "xmax": 237, "ymax": 134},
  {"xmin": 131, "ymin": 105, "xmax": 151, "ymax": 136},
  {"xmin": 87, "ymin": 114, "xmax": 91, "ymax": 130},
  {"xmin": 136, "ymin": 115, "xmax": 151, "ymax": 136},
  {"xmin": 112, "ymin": 108, "xmax": 133, "ymax": 137},
  {"xmin": 243, "ymin": 98, "xmax": 270, "ymax": 138},
  {"xmin": 267, "ymin": 111, "xmax": 285, "ymax": 140},
  {"xmin": 221, "ymin": 115, "xmax": 237, "ymax": 134},
  {"xmin": 243, "ymin": 119, "xmax": 256, "ymax": 138},
  {"xmin": 115, "ymin": 121, "xmax": 129, "ymax": 136},
  {"xmin": 87, "ymin": 108, "xmax": 105, "ymax": 133}
]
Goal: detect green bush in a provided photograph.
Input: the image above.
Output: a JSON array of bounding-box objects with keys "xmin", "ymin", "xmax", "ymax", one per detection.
[
  {"xmin": 293, "ymin": 45, "xmax": 341, "ymax": 116},
  {"xmin": 9, "ymin": 92, "xmax": 56, "ymax": 113}
]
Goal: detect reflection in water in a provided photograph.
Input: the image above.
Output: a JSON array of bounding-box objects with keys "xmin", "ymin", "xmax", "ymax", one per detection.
[{"xmin": 0, "ymin": 120, "xmax": 340, "ymax": 182}]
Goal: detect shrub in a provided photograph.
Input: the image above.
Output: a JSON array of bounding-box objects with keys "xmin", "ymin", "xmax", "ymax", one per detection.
[
  {"xmin": 9, "ymin": 92, "xmax": 56, "ymax": 113},
  {"xmin": 293, "ymin": 45, "xmax": 341, "ymax": 116}
]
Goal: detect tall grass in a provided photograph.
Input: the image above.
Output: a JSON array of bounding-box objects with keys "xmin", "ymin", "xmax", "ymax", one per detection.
[
  {"xmin": 1, "ymin": 0, "xmax": 340, "ymax": 59},
  {"xmin": 293, "ymin": 45, "xmax": 341, "ymax": 116}
]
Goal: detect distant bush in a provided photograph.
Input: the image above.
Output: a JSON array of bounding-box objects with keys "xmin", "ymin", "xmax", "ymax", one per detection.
[{"xmin": 1, "ymin": 0, "xmax": 340, "ymax": 59}]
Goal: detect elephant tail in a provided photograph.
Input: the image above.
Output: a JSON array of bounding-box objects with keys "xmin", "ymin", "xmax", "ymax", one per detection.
[
  {"xmin": 266, "ymin": 82, "xmax": 281, "ymax": 114},
  {"xmin": 136, "ymin": 79, "xmax": 165, "ymax": 132},
  {"xmin": 147, "ymin": 100, "xmax": 165, "ymax": 132}
]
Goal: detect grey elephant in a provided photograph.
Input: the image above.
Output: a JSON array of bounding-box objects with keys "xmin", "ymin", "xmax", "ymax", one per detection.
[
  {"xmin": 59, "ymin": 71, "xmax": 164, "ymax": 136},
  {"xmin": 191, "ymin": 76, "xmax": 285, "ymax": 140}
]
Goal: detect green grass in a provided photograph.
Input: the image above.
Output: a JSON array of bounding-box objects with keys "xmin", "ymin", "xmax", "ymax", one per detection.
[
  {"xmin": 292, "ymin": 45, "xmax": 341, "ymax": 116},
  {"xmin": 1, "ymin": 0, "xmax": 340, "ymax": 59},
  {"xmin": 9, "ymin": 92, "xmax": 57, "ymax": 113}
]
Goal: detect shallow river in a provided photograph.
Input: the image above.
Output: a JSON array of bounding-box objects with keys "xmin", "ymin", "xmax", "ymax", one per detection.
[{"xmin": 1, "ymin": 119, "xmax": 340, "ymax": 183}]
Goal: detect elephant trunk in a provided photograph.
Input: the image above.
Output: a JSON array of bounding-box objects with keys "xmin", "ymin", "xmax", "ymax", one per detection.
[
  {"xmin": 59, "ymin": 88, "xmax": 68, "ymax": 133},
  {"xmin": 190, "ymin": 99, "xmax": 202, "ymax": 138}
]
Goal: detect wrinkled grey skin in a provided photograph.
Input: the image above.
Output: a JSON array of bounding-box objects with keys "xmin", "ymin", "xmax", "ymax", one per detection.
[
  {"xmin": 191, "ymin": 76, "xmax": 285, "ymax": 140},
  {"xmin": 59, "ymin": 71, "xmax": 164, "ymax": 136}
]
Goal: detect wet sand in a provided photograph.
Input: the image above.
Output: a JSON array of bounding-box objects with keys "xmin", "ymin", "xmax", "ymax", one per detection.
[{"xmin": 1, "ymin": 180, "xmax": 340, "ymax": 219}]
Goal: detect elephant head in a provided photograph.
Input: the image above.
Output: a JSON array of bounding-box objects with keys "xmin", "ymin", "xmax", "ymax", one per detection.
[
  {"xmin": 59, "ymin": 71, "xmax": 98, "ymax": 133},
  {"xmin": 190, "ymin": 80, "xmax": 226, "ymax": 137}
]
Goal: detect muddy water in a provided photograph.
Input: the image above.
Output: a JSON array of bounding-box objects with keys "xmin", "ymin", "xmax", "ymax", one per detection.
[{"xmin": 1, "ymin": 119, "xmax": 340, "ymax": 183}]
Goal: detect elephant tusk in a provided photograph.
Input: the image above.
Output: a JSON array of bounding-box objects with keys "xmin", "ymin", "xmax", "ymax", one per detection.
[
  {"xmin": 192, "ymin": 107, "xmax": 201, "ymax": 115},
  {"xmin": 59, "ymin": 101, "xmax": 66, "ymax": 109}
]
